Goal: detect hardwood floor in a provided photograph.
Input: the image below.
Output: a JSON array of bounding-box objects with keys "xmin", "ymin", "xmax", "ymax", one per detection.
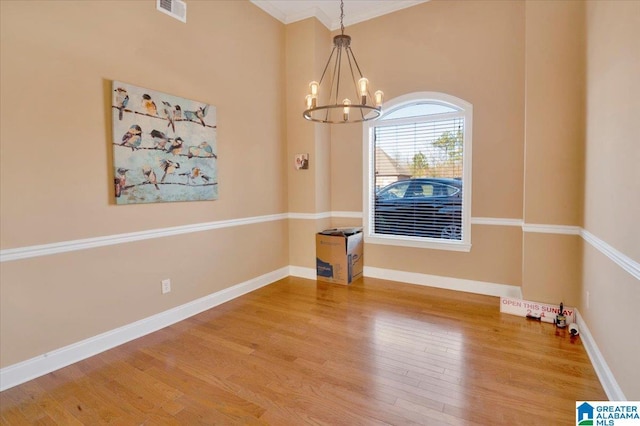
[{"xmin": 0, "ymin": 276, "xmax": 606, "ymax": 425}]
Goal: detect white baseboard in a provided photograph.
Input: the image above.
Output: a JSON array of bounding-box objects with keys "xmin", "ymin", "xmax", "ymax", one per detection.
[
  {"xmin": 575, "ymin": 310, "xmax": 626, "ymax": 401},
  {"xmin": 288, "ymin": 266, "xmax": 317, "ymax": 280},
  {"xmin": 364, "ymin": 266, "xmax": 523, "ymax": 298},
  {"xmin": 0, "ymin": 267, "xmax": 289, "ymax": 392},
  {"xmin": 288, "ymin": 265, "xmax": 522, "ymax": 298}
]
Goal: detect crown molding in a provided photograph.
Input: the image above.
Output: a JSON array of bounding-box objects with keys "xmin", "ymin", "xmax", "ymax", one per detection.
[
  {"xmin": 335, "ymin": 1, "xmax": 429, "ymax": 31},
  {"xmin": 250, "ymin": 1, "xmax": 429, "ymax": 31}
]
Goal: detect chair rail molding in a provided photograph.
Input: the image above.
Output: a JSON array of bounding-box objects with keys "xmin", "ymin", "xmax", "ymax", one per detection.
[
  {"xmin": 2, "ymin": 214, "xmax": 637, "ymax": 283},
  {"xmin": 581, "ymin": 229, "xmax": 640, "ymax": 281},
  {"xmin": 0, "ymin": 214, "xmax": 288, "ymax": 262}
]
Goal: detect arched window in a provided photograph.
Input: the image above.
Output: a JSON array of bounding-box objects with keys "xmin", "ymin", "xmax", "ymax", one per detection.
[{"xmin": 363, "ymin": 92, "xmax": 472, "ymax": 251}]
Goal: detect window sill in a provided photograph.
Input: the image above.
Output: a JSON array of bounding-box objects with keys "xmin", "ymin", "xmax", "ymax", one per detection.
[{"xmin": 364, "ymin": 234, "xmax": 472, "ymax": 252}]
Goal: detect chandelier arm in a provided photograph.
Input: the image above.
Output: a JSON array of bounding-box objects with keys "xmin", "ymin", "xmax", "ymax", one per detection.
[
  {"xmin": 358, "ymin": 100, "xmax": 366, "ymax": 120},
  {"xmin": 359, "ymin": 103, "xmax": 366, "ymax": 121},
  {"xmin": 347, "ymin": 46, "xmax": 375, "ymax": 107},
  {"xmin": 335, "ymin": 46, "xmax": 343, "ymax": 105},
  {"xmin": 318, "ymin": 47, "xmax": 337, "ymax": 86},
  {"xmin": 325, "ymin": 48, "xmax": 338, "ymax": 123},
  {"xmin": 344, "ymin": 48, "xmax": 361, "ymax": 104},
  {"xmin": 326, "ymin": 47, "xmax": 342, "ymax": 121},
  {"xmin": 347, "ymin": 46, "xmax": 365, "ymax": 81}
]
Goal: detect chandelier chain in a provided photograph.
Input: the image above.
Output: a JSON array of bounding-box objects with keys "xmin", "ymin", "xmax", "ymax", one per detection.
[{"xmin": 340, "ymin": 0, "xmax": 345, "ymax": 35}]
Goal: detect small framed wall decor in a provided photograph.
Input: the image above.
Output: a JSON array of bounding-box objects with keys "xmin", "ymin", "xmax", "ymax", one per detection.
[
  {"xmin": 112, "ymin": 80, "xmax": 217, "ymax": 204},
  {"xmin": 295, "ymin": 153, "xmax": 309, "ymax": 170}
]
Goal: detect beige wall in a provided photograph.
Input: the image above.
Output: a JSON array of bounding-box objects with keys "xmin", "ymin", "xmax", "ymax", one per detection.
[
  {"xmin": 329, "ymin": 0, "xmax": 526, "ymax": 287},
  {"xmin": 367, "ymin": 225, "xmax": 523, "ymax": 286},
  {"xmin": 581, "ymin": 0, "xmax": 640, "ymax": 399},
  {"xmin": 524, "ymin": 1, "xmax": 585, "ymax": 227},
  {"xmin": 0, "ymin": 223, "xmax": 288, "ymax": 366},
  {"xmin": 582, "ymin": 243, "xmax": 640, "ymax": 399},
  {"xmin": 522, "ymin": 233, "xmax": 582, "ymax": 306},
  {"xmin": 583, "ymin": 0, "xmax": 640, "ymax": 260},
  {"xmin": 285, "ymin": 19, "xmax": 329, "ymax": 215},
  {"xmin": 521, "ymin": 1, "xmax": 585, "ymax": 304},
  {"xmin": 0, "ymin": 0, "xmax": 288, "ymax": 367},
  {"xmin": 285, "ymin": 18, "xmax": 332, "ymax": 268}
]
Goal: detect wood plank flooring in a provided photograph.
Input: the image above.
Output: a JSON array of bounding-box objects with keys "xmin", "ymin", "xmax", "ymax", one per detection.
[{"xmin": 0, "ymin": 276, "xmax": 606, "ymax": 425}]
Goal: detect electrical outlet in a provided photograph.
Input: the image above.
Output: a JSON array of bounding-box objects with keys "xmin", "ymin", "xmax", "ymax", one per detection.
[
  {"xmin": 161, "ymin": 279, "xmax": 171, "ymax": 294},
  {"xmin": 586, "ymin": 291, "xmax": 590, "ymax": 309}
]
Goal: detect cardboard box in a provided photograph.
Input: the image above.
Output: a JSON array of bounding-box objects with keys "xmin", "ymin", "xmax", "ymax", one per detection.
[{"xmin": 316, "ymin": 227, "xmax": 363, "ymax": 285}]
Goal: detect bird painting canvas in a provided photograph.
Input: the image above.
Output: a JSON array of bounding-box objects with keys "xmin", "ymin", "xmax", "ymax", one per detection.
[{"xmin": 111, "ymin": 80, "xmax": 217, "ymax": 204}]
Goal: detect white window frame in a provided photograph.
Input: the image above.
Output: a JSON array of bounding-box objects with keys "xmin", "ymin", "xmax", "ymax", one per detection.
[{"xmin": 363, "ymin": 92, "xmax": 473, "ymax": 252}]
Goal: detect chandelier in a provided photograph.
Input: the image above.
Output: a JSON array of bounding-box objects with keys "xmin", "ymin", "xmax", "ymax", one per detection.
[{"xmin": 303, "ymin": 0, "xmax": 384, "ymax": 124}]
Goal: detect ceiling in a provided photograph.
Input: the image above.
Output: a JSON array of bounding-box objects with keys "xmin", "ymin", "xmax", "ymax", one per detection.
[{"xmin": 250, "ymin": 0, "xmax": 429, "ymax": 31}]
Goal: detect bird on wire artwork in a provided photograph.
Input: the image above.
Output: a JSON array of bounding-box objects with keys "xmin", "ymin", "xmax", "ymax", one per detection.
[
  {"xmin": 166, "ymin": 137, "xmax": 184, "ymax": 156},
  {"xmin": 114, "ymin": 87, "xmax": 129, "ymax": 120},
  {"xmin": 121, "ymin": 125, "xmax": 142, "ymax": 151},
  {"xmin": 159, "ymin": 159, "xmax": 180, "ymax": 183},
  {"xmin": 160, "ymin": 101, "xmax": 175, "ymax": 132},
  {"xmin": 179, "ymin": 167, "xmax": 209, "ymax": 185},
  {"xmin": 115, "ymin": 168, "xmax": 128, "ymax": 198},
  {"xmin": 149, "ymin": 129, "xmax": 171, "ymax": 150},
  {"xmin": 184, "ymin": 104, "xmax": 209, "ymax": 127},
  {"xmin": 111, "ymin": 80, "xmax": 217, "ymax": 204},
  {"xmin": 142, "ymin": 94, "xmax": 158, "ymax": 116},
  {"xmin": 142, "ymin": 166, "xmax": 160, "ymax": 190}
]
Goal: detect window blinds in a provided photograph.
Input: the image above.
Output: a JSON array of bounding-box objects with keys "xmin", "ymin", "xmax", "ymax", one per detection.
[{"xmin": 372, "ymin": 116, "xmax": 465, "ymax": 240}]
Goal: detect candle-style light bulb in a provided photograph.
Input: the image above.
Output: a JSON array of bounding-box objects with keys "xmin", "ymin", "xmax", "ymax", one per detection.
[
  {"xmin": 358, "ymin": 77, "xmax": 369, "ymax": 104},
  {"xmin": 309, "ymin": 81, "xmax": 319, "ymax": 97},
  {"xmin": 374, "ymin": 90, "xmax": 384, "ymax": 108},
  {"xmin": 305, "ymin": 94, "xmax": 313, "ymax": 109},
  {"xmin": 342, "ymin": 98, "xmax": 351, "ymax": 121}
]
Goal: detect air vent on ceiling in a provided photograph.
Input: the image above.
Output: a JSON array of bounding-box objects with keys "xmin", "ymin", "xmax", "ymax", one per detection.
[{"xmin": 157, "ymin": 0, "xmax": 187, "ymax": 23}]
